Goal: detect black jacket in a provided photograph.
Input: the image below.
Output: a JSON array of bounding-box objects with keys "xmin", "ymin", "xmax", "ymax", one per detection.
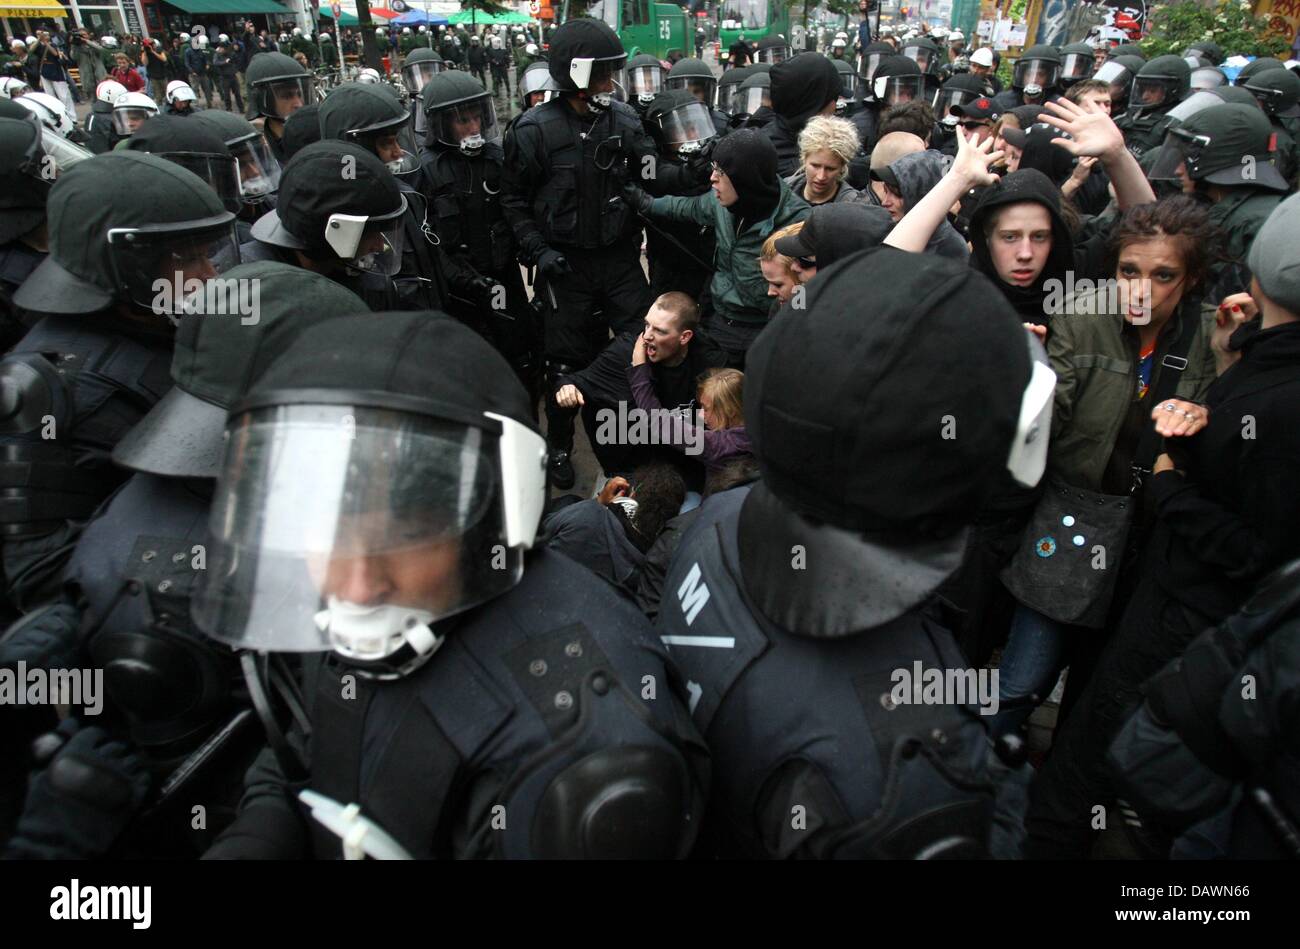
[
  {"xmin": 1150, "ymin": 320, "xmax": 1300, "ymax": 620},
  {"xmin": 558, "ymin": 331, "xmax": 727, "ymax": 412}
]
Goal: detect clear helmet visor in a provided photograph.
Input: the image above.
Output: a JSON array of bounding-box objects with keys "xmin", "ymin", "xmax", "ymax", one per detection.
[
  {"xmin": 840, "ymin": 72, "xmax": 862, "ymax": 99},
  {"xmin": 626, "ymin": 65, "xmax": 664, "ymax": 98},
  {"xmin": 231, "ymin": 134, "xmax": 281, "ymax": 201},
  {"xmin": 735, "ymin": 85, "xmax": 766, "ymax": 114},
  {"xmin": 935, "ymin": 87, "xmax": 976, "ymax": 121},
  {"xmin": 862, "ymin": 52, "xmax": 888, "ymax": 83},
  {"xmin": 192, "ymin": 405, "xmax": 521, "ymax": 654},
  {"xmin": 755, "ymin": 44, "xmax": 791, "ymax": 64},
  {"xmin": 111, "ymin": 107, "xmax": 157, "ymax": 135},
  {"xmin": 40, "ymin": 129, "xmax": 93, "ymax": 174},
  {"xmin": 903, "ymin": 46, "xmax": 933, "ymax": 72},
  {"xmin": 1093, "ymin": 61, "xmax": 1132, "ymax": 99},
  {"xmin": 332, "ymin": 212, "xmax": 407, "ymax": 275},
  {"xmin": 356, "ymin": 122, "xmax": 422, "ymax": 176},
  {"xmin": 1189, "ymin": 67, "xmax": 1224, "ymax": 91},
  {"xmin": 159, "ymin": 152, "xmax": 243, "ymax": 214},
  {"xmin": 402, "ymin": 59, "xmax": 445, "ymax": 96},
  {"xmin": 1148, "ymin": 128, "xmax": 1207, "ymax": 182},
  {"xmin": 255, "ymin": 75, "xmax": 316, "ymax": 120},
  {"xmin": 1132, "ymin": 76, "xmax": 1174, "ymax": 109},
  {"xmin": 1013, "ymin": 60, "xmax": 1060, "ymax": 92},
  {"xmin": 659, "ymin": 101, "xmax": 718, "ymax": 154},
  {"xmin": 431, "ymin": 96, "xmax": 500, "ymax": 153},
  {"xmin": 105, "ymin": 216, "xmax": 241, "ymax": 311},
  {"xmin": 666, "ymin": 74, "xmax": 717, "ymax": 106},
  {"xmin": 1165, "ymin": 90, "xmax": 1221, "ymax": 126},
  {"xmin": 874, "ymin": 75, "xmax": 925, "ymax": 106},
  {"xmin": 716, "ymin": 80, "xmax": 741, "ymax": 113},
  {"xmin": 1060, "ymin": 53, "xmax": 1093, "ymax": 82}
]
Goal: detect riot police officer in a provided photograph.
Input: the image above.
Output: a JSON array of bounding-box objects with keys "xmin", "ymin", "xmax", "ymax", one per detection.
[
  {"xmin": 500, "ymin": 18, "xmax": 699, "ymax": 489},
  {"xmin": 515, "ymin": 59, "xmax": 558, "ymax": 117},
  {"xmin": 1115, "ymin": 54, "xmax": 1191, "ymax": 159},
  {"xmin": 1092, "ymin": 53, "xmax": 1145, "ymax": 115},
  {"xmin": 1238, "ymin": 58, "xmax": 1300, "ymax": 184},
  {"xmin": 1058, "ymin": 41, "xmax": 1095, "ymax": 92},
  {"xmin": 246, "ymin": 51, "xmax": 316, "ymax": 164},
  {"xmin": 625, "ymin": 52, "xmax": 666, "ymax": 117},
  {"xmin": 2, "ymin": 262, "xmax": 367, "ymax": 859},
  {"xmin": 655, "ymin": 246, "xmax": 1046, "ymax": 858},
  {"xmin": 86, "ymin": 78, "xmax": 127, "ymax": 153},
  {"xmin": 899, "ymin": 34, "xmax": 943, "ymax": 79},
  {"xmin": 993, "ymin": 44, "xmax": 1062, "ymax": 111},
  {"xmin": 401, "ymin": 46, "xmax": 446, "ymax": 145},
  {"xmin": 317, "ymin": 82, "xmax": 451, "ymax": 311},
  {"xmin": 421, "ymin": 71, "xmax": 540, "ymax": 405},
  {"xmin": 243, "ymin": 140, "xmax": 410, "ymax": 312},
  {"xmin": 192, "ymin": 108, "xmax": 282, "ymax": 223},
  {"xmin": 199, "ymin": 312, "xmax": 710, "ymax": 859},
  {"xmin": 665, "ymin": 57, "xmax": 722, "ymax": 121},
  {"xmin": 2, "ymin": 153, "xmax": 237, "ymax": 613}
]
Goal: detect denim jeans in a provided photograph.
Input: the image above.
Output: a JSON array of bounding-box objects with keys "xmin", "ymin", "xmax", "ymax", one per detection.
[{"xmin": 990, "ymin": 602, "xmax": 1070, "ymax": 738}]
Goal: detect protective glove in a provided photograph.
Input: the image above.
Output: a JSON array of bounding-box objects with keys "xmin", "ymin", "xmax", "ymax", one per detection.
[
  {"xmin": 685, "ymin": 137, "xmax": 717, "ymax": 183},
  {"xmin": 0, "ymin": 602, "xmax": 84, "ymax": 672},
  {"xmin": 536, "ymin": 249, "xmax": 572, "ymax": 279},
  {"xmin": 4, "ymin": 720, "xmax": 151, "ymax": 859},
  {"xmin": 621, "ymin": 182, "xmax": 655, "ymax": 215}
]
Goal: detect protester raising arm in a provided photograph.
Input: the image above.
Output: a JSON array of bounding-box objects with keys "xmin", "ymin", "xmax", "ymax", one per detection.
[
  {"xmin": 884, "ymin": 127, "xmax": 1002, "ymax": 253},
  {"xmin": 1037, "ymin": 97, "xmax": 1155, "ymax": 211}
]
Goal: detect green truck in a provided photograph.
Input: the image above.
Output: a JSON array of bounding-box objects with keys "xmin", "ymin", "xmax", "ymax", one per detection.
[
  {"xmin": 575, "ymin": 0, "xmax": 692, "ymax": 59},
  {"xmin": 718, "ymin": 0, "xmax": 792, "ymax": 57}
]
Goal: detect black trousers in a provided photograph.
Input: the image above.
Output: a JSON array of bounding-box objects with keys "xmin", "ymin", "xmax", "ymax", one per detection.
[
  {"xmin": 543, "ymin": 241, "xmax": 650, "ymax": 367},
  {"xmin": 1025, "ymin": 573, "xmax": 1216, "ymax": 858}
]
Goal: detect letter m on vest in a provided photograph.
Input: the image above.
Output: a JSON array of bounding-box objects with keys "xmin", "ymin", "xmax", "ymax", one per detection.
[{"xmin": 676, "ymin": 562, "xmax": 711, "ymax": 626}]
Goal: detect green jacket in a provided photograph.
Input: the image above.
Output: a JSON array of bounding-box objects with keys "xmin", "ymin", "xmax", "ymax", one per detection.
[
  {"xmin": 649, "ymin": 181, "xmax": 811, "ymax": 324},
  {"xmin": 1045, "ymin": 287, "xmax": 1216, "ymax": 492},
  {"xmin": 1208, "ymin": 187, "xmax": 1284, "ymax": 287}
]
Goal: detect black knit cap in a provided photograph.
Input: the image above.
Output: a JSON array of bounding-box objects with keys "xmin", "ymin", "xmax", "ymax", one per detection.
[{"xmin": 744, "ymin": 245, "xmax": 1030, "ymax": 534}]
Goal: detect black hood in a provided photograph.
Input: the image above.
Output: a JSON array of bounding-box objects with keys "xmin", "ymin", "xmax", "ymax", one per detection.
[
  {"xmin": 968, "ymin": 168, "xmax": 1074, "ymax": 322},
  {"xmin": 713, "ymin": 127, "xmax": 780, "ymax": 225},
  {"xmin": 769, "ymin": 53, "xmax": 840, "ymax": 129}
]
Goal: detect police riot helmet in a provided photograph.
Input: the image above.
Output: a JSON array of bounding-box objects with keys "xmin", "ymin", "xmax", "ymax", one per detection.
[
  {"xmin": 0, "ymin": 116, "xmax": 54, "ymax": 244},
  {"xmin": 193, "ymin": 311, "xmax": 547, "ymax": 679},
  {"xmin": 249, "ymin": 141, "xmax": 407, "ymax": 274},
  {"xmin": 423, "ymin": 71, "xmax": 499, "ymax": 155},
  {"xmin": 645, "ymin": 89, "xmax": 717, "ymax": 156},
  {"xmin": 666, "ymin": 57, "xmax": 717, "ymax": 106},
  {"xmin": 15, "ymin": 91, "xmax": 74, "ymax": 138},
  {"xmin": 734, "ymin": 71, "xmax": 770, "ymax": 115},
  {"xmin": 165, "ymin": 80, "xmax": 198, "ymax": 106},
  {"xmin": 900, "ymin": 35, "xmax": 943, "ymax": 75},
  {"xmin": 1058, "ymin": 41, "xmax": 1095, "ymax": 84},
  {"xmin": 13, "ymin": 151, "xmax": 238, "ymax": 316},
  {"xmin": 625, "ymin": 52, "xmax": 666, "ymax": 106},
  {"xmin": 110, "ymin": 91, "xmax": 160, "ymax": 136},
  {"xmin": 124, "ymin": 114, "xmax": 243, "ymax": 213},
  {"xmin": 1241, "ymin": 65, "xmax": 1300, "ymax": 118},
  {"xmin": 1130, "ymin": 55, "xmax": 1192, "ymax": 112},
  {"xmin": 0, "ymin": 77, "xmax": 29, "ymax": 100},
  {"xmin": 548, "ymin": 17, "xmax": 626, "ymax": 112},
  {"xmin": 519, "ymin": 60, "xmax": 559, "ymax": 111},
  {"xmin": 1149, "ymin": 102, "xmax": 1289, "ymax": 192},
  {"xmin": 193, "ymin": 108, "xmax": 282, "ymax": 204},
  {"xmin": 860, "ymin": 41, "xmax": 895, "ymax": 84},
  {"xmin": 754, "ymin": 35, "xmax": 793, "ymax": 65},
  {"xmin": 247, "ymin": 51, "xmax": 316, "ymax": 121},
  {"xmin": 402, "ymin": 46, "xmax": 446, "ymax": 97},
  {"xmin": 1012, "ymin": 44, "xmax": 1062, "ymax": 97},
  {"xmin": 318, "ymin": 82, "xmax": 422, "ymax": 179}
]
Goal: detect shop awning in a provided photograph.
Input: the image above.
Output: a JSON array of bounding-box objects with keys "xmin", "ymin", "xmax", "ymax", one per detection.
[
  {"xmin": 163, "ymin": 0, "xmax": 292, "ymax": 14},
  {"xmin": 0, "ymin": 0, "xmax": 69, "ymax": 17}
]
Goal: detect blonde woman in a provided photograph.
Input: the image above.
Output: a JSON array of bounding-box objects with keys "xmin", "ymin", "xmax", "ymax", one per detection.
[
  {"xmin": 759, "ymin": 222, "xmax": 803, "ymax": 307},
  {"xmin": 785, "ymin": 114, "xmax": 862, "ymax": 206}
]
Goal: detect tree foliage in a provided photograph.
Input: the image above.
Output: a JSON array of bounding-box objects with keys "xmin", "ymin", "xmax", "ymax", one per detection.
[{"xmin": 1139, "ymin": 0, "xmax": 1291, "ymax": 59}]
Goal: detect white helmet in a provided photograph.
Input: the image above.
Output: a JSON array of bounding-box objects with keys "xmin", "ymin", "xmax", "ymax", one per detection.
[
  {"xmin": 293, "ymin": 26, "xmax": 303, "ymax": 36},
  {"xmin": 0, "ymin": 77, "xmax": 30, "ymax": 99},
  {"xmin": 165, "ymin": 80, "xmax": 197, "ymax": 104},
  {"xmin": 376, "ymin": 27, "xmax": 386, "ymax": 37},
  {"xmin": 278, "ymin": 33, "xmax": 289, "ymax": 43},
  {"xmin": 16, "ymin": 91, "xmax": 75, "ymax": 138},
  {"xmin": 111, "ymin": 90, "xmax": 159, "ymax": 135},
  {"xmin": 95, "ymin": 78, "xmax": 128, "ymax": 104},
  {"xmin": 101, "ymin": 35, "xmax": 119, "ymax": 48},
  {"xmin": 948, "ymin": 31, "xmax": 964, "ymax": 43},
  {"xmin": 402, "ymin": 26, "xmax": 411, "ymax": 34},
  {"xmin": 419, "ymin": 25, "xmax": 427, "ymax": 33},
  {"xmin": 196, "ymin": 34, "xmax": 209, "ymax": 48},
  {"xmin": 24, "ymin": 36, "xmax": 37, "ymax": 48},
  {"xmin": 180, "ymin": 32, "xmax": 191, "ymax": 42},
  {"xmin": 835, "ymin": 31, "xmax": 848, "ymax": 39},
  {"xmin": 525, "ymin": 42, "xmax": 538, "ymax": 55},
  {"xmin": 358, "ymin": 67, "xmax": 382, "ymax": 83},
  {"xmin": 832, "ymin": 37, "xmax": 846, "ymax": 48},
  {"xmin": 218, "ymin": 33, "xmax": 230, "ymax": 44},
  {"xmin": 320, "ymin": 31, "xmax": 332, "ymax": 42}
]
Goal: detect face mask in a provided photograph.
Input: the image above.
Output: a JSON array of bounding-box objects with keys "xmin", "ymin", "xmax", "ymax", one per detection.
[
  {"xmin": 314, "ymin": 596, "xmax": 442, "ymax": 672},
  {"xmin": 458, "ymin": 132, "xmax": 484, "ymax": 154},
  {"xmin": 242, "ymin": 174, "xmax": 273, "ymax": 198},
  {"xmin": 588, "ymin": 91, "xmax": 613, "ymax": 112}
]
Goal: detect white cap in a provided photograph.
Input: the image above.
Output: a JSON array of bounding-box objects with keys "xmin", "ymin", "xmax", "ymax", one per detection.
[
  {"xmin": 948, "ymin": 31, "xmax": 964, "ymax": 42},
  {"xmin": 970, "ymin": 47, "xmax": 994, "ymax": 67},
  {"xmin": 165, "ymin": 80, "xmax": 197, "ymax": 104}
]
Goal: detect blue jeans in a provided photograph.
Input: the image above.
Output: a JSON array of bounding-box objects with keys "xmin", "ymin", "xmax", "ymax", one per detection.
[{"xmin": 990, "ymin": 602, "xmax": 1070, "ymax": 738}]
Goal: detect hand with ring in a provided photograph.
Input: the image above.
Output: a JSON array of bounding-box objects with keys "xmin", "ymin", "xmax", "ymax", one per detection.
[{"xmin": 1151, "ymin": 397, "xmax": 1209, "ymax": 438}]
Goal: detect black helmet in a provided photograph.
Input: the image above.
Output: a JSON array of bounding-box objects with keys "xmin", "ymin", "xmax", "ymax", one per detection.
[
  {"xmin": 754, "ymin": 35, "xmax": 793, "ymax": 65},
  {"xmin": 247, "ymin": 51, "xmax": 315, "ymax": 121},
  {"xmin": 548, "ymin": 17, "xmax": 626, "ymax": 112},
  {"xmin": 125, "ymin": 114, "xmax": 242, "ymax": 213},
  {"xmin": 861, "ymin": 41, "xmax": 895, "ymax": 83},
  {"xmin": 1182, "ymin": 41, "xmax": 1224, "ymax": 66},
  {"xmin": 934, "ymin": 73, "xmax": 988, "ymax": 125},
  {"xmin": 1094, "ymin": 54, "xmax": 1145, "ymax": 108},
  {"xmin": 1150, "ymin": 102, "xmax": 1289, "ymax": 192},
  {"xmin": 666, "ymin": 57, "xmax": 717, "ymax": 107},
  {"xmin": 318, "ymin": 82, "xmax": 421, "ymax": 179},
  {"xmin": 870, "ymin": 54, "xmax": 932, "ymax": 107},
  {"xmin": 625, "ymin": 52, "xmax": 665, "ymax": 105},
  {"xmin": 402, "ymin": 46, "xmax": 446, "ymax": 97},
  {"xmin": 716, "ymin": 63, "xmax": 752, "ymax": 114},
  {"xmin": 0, "ymin": 115, "xmax": 52, "ymax": 245},
  {"xmin": 1241, "ymin": 64, "xmax": 1300, "ymax": 118},
  {"xmin": 1058, "ymin": 42, "xmax": 1095, "ymax": 84},
  {"xmin": 193, "ymin": 109, "xmax": 281, "ymax": 205},
  {"xmin": 831, "ymin": 58, "xmax": 861, "ymax": 101},
  {"xmin": 645, "ymin": 89, "xmax": 717, "ymax": 156},
  {"xmin": 1130, "ymin": 54, "xmax": 1192, "ymax": 112},
  {"xmin": 1187, "ymin": 59, "xmax": 1226, "ymax": 91},
  {"xmin": 900, "ymin": 36, "xmax": 943, "ymax": 75},
  {"xmin": 1012, "ymin": 45, "xmax": 1062, "ymax": 96},
  {"xmin": 249, "ymin": 141, "xmax": 407, "ymax": 275},
  {"xmin": 423, "ymin": 71, "xmax": 499, "ymax": 154},
  {"xmin": 1236, "ymin": 56, "xmax": 1287, "ymax": 86},
  {"xmin": 733, "ymin": 70, "xmax": 770, "ymax": 115},
  {"xmin": 13, "ymin": 151, "xmax": 237, "ymax": 316}
]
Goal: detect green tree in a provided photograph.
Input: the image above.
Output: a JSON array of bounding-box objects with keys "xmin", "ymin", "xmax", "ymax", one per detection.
[{"xmin": 1139, "ymin": 0, "xmax": 1290, "ymax": 59}]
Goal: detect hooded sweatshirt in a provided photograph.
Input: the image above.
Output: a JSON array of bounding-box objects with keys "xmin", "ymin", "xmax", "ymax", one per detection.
[
  {"xmin": 968, "ymin": 168, "xmax": 1075, "ymax": 324},
  {"xmin": 886, "ymin": 149, "xmax": 970, "ymax": 260},
  {"xmin": 765, "ymin": 54, "xmax": 841, "ymax": 176},
  {"xmin": 713, "ymin": 127, "xmax": 781, "ymax": 226}
]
